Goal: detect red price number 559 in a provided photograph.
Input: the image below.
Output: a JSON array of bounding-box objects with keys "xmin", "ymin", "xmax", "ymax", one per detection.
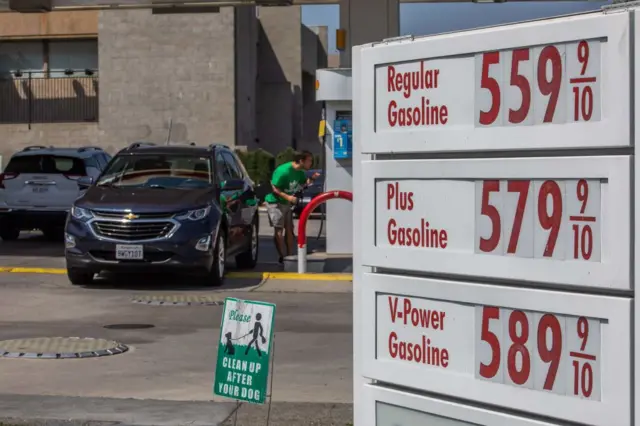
[
  {"xmin": 476, "ymin": 306, "xmax": 601, "ymax": 400},
  {"xmin": 477, "ymin": 40, "xmax": 599, "ymax": 126}
]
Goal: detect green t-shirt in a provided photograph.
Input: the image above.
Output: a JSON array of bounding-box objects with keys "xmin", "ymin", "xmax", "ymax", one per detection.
[{"xmin": 264, "ymin": 162, "xmax": 307, "ymax": 205}]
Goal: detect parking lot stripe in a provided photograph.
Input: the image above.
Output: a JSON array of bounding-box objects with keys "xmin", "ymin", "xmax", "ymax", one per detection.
[
  {"xmin": 227, "ymin": 272, "xmax": 353, "ymax": 281},
  {"xmin": 0, "ymin": 267, "xmax": 352, "ymax": 281},
  {"xmin": 0, "ymin": 267, "xmax": 66, "ymax": 274}
]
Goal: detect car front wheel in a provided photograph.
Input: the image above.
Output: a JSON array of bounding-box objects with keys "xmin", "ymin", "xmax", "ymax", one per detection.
[{"xmin": 204, "ymin": 231, "xmax": 226, "ymax": 287}]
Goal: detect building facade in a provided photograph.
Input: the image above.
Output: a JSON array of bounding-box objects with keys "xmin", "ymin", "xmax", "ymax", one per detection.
[{"xmin": 0, "ymin": 6, "xmax": 329, "ymax": 163}]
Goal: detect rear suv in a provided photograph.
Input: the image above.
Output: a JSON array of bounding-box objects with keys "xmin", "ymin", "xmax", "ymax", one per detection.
[
  {"xmin": 64, "ymin": 142, "xmax": 259, "ymax": 286},
  {"xmin": 0, "ymin": 146, "xmax": 111, "ymax": 241}
]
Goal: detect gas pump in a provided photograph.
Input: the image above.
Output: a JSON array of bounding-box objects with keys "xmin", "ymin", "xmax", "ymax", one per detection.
[{"xmin": 314, "ymin": 68, "xmax": 353, "ymax": 255}]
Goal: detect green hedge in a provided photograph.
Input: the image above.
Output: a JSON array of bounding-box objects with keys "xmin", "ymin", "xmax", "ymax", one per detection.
[
  {"xmin": 236, "ymin": 148, "xmax": 322, "ymax": 185},
  {"xmin": 236, "ymin": 148, "xmax": 274, "ymax": 185}
]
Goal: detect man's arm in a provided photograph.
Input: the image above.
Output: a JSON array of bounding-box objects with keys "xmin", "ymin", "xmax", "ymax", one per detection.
[
  {"xmin": 271, "ymin": 171, "xmax": 296, "ymax": 204},
  {"xmin": 271, "ymin": 184, "xmax": 295, "ymax": 204},
  {"xmin": 306, "ymin": 172, "xmax": 321, "ymax": 185}
]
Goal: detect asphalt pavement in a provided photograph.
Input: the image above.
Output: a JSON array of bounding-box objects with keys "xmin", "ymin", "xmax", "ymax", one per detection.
[{"xmin": 0, "ymin": 214, "xmax": 353, "ymax": 425}]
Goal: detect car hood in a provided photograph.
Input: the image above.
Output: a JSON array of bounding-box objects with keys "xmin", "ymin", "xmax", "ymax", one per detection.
[{"xmin": 76, "ymin": 186, "xmax": 214, "ymax": 213}]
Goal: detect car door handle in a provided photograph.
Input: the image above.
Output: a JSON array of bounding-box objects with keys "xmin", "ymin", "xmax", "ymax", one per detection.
[{"xmin": 25, "ymin": 180, "xmax": 56, "ymax": 185}]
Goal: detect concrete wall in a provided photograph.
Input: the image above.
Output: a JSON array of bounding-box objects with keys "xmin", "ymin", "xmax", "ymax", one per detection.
[
  {"xmin": 0, "ymin": 123, "xmax": 101, "ymax": 166},
  {"xmin": 256, "ymin": 5, "xmax": 302, "ymax": 153},
  {"xmin": 300, "ymin": 25, "xmax": 328, "ymax": 154},
  {"xmin": 301, "ymin": 26, "xmax": 317, "ymax": 75},
  {"xmin": 0, "ymin": 7, "xmax": 328, "ymax": 158},
  {"xmin": 0, "ymin": 10, "xmax": 98, "ymax": 39},
  {"xmin": 234, "ymin": 6, "xmax": 258, "ymax": 150},
  {"xmin": 97, "ymin": 7, "xmax": 237, "ymax": 152},
  {"xmin": 328, "ymin": 54, "xmax": 340, "ymax": 68}
]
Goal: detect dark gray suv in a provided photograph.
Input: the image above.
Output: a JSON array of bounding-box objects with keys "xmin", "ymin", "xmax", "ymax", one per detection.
[{"xmin": 64, "ymin": 142, "xmax": 259, "ymax": 286}]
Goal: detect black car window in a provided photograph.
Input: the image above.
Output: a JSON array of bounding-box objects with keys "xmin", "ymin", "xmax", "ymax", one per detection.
[
  {"xmin": 84, "ymin": 156, "xmax": 98, "ymax": 169},
  {"xmin": 95, "ymin": 154, "xmax": 212, "ymax": 188},
  {"xmin": 93, "ymin": 154, "xmax": 103, "ymax": 169},
  {"xmin": 101, "ymin": 153, "xmax": 112, "ymax": 168},
  {"xmin": 221, "ymin": 151, "xmax": 242, "ymax": 180},
  {"xmin": 93, "ymin": 153, "xmax": 107, "ymax": 169},
  {"xmin": 5, "ymin": 155, "xmax": 86, "ymax": 175},
  {"xmin": 215, "ymin": 152, "xmax": 232, "ymax": 182}
]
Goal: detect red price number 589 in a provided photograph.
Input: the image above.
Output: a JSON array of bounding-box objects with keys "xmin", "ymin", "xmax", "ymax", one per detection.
[{"xmin": 477, "ymin": 306, "xmax": 601, "ymax": 400}]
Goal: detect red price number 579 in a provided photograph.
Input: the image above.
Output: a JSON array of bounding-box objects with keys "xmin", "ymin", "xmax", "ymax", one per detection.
[{"xmin": 477, "ymin": 179, "xmax": 599, "ymax": 260}]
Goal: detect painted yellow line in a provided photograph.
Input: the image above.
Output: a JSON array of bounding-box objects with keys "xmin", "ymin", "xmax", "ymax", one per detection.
[
  {"xmin": 0, "ymin": 266, "xmax": 66, "ymax": 274},
  {"xmin": 0, "ymin": 266, "xmax": 353, "ymax": 281},
  {"xmin": 227, "ymin": 271, "xmax": 353, "ymax": 281}
]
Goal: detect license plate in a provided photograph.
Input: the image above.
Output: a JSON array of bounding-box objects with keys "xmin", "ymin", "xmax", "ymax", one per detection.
[
  {"xmin": 115, "ymin": 244, "xmax": 143, "ymax": 260},
  {"xmin": 32, "ymin": 187, "xmax": 49, "ymax": 193}
]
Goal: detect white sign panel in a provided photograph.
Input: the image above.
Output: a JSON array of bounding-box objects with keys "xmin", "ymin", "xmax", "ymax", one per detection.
[
  {"xmin": 364, "ymin": 156, "xmax": 630, "ymax": 290},
  {"xmin": 377, "ymin": 402, "xmax": 479, "ymax": 426},
  {"xmin": 363, "ymin": 273, "xmax": 631, "ymax": 426},
  {"xmin": 362, "ymin": 12, "xmax": 629, "ymax": 153},
  {"xmin": 378, "ymin": 295, "xmax": 603, "ymax": 401},
  {"xmin": 362, "ymin": 385, "xmax": 569, "ymax": 426}
]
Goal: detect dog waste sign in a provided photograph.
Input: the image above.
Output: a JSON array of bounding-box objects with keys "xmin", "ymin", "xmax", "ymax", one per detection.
[{"xmin": 214, "ymin": 297, "xmax": 276, "ymax": 404}]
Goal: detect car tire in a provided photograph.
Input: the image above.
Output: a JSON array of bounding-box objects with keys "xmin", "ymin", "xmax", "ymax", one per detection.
[
  {"xmin": 0, "ymin": 227, "xmax": 20, "ymax": 241},
  {"xmin": 204, "ymin": 230, "xmax": 226, "ymax": 287},
  {"xmin": 235, "ymin": 219, "xmax": 259, "ymax": 270},
  {"xmin": 67, "ymin": 268, "xmax": 94, "ymax": 286}
]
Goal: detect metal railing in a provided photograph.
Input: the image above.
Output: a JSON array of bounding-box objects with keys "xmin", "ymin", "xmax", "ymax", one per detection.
[{"xmin": 0, "ymin": 70, "xmax": 99, "ymax": 126}]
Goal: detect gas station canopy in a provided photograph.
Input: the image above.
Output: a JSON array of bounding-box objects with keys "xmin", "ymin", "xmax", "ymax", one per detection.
[{"xmin": 5, "ymin": 0, "xmax": 591, "ymax": 11}]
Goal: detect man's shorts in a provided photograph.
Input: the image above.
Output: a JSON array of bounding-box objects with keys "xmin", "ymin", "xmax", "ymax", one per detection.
[{"xmin": 266, "ymin": 203, "xmax": 293, "ymax": 229}]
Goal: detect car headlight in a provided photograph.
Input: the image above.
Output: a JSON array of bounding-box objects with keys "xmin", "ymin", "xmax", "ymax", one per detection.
[
  {"xmin": 176, "ymin": 206, "xmax": 211, "ymax": 221},
  {"xmin": 70, "ymin": 206, "xmax": 93, "ymax": 220}
]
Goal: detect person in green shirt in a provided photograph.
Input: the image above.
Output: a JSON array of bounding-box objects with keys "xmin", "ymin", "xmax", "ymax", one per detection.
[{"xmin": 265, "ymin": 150, "xmax": 320, "ymax": 263}]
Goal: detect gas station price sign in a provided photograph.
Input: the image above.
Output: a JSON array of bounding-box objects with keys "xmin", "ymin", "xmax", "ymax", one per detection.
[
  {"xmin": 363, "ymin": 156, "xmax": 631, "ymax": 290},
  {"xmin": 364, "ymin": 274, "xmax": 631, "ymax": 426},
  {"xmin": 380, "ymin": 295, "xmax": 603, "ymax": 400},
  {"xmin": 361, "ymin": 12, "xmax": 630, "ymax": 154},
  {"xmin": 353, "ymin": 8, "xmax": 637, "ymax": 426}
]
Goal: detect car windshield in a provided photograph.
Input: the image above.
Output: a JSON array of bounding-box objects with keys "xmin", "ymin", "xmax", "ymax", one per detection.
[
  {"xmin": 96, "ymin": 154, "xmax": 213, "ymax": 189},
  {"xmin": 5, "ymin": 154, "xmax": 87, "ymax": 175}
]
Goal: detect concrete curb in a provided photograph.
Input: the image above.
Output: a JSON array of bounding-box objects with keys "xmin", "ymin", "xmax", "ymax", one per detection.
[{"xmin": 0, "ymin": 394, "xmax": 236, "ymax": 426}]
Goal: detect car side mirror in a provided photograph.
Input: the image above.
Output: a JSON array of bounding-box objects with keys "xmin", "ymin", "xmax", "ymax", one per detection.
[
  {"xmin": 77, "ymin": 176, "xmax": 94, "ymax": 189},
  {"xmin": 221, "ymin": 179, "xmax": 244, "ymax": 191}
]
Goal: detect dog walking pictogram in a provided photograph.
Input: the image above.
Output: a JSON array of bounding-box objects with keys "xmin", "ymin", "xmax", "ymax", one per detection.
[
  {"xmin": 223, "ymin": 332, "xmax": 235, "ymax": 355},
  {"xmin": 245, "ymin": 313, "xmax": 267, "ymax": 357}
]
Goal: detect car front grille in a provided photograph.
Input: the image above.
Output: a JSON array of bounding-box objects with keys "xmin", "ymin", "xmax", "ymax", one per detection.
[
  {"xmin": 91, "ymin": 221, "xmax": 175, "ymax": 241},
  {"xmin": 93, "ymin": 211, "xmax": 175, "ymax": 220}
]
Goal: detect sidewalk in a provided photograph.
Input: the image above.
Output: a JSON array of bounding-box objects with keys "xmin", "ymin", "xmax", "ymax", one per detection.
[{"xmin": 0, "ymin": 394, "xmax": 353, "ymax": 426}]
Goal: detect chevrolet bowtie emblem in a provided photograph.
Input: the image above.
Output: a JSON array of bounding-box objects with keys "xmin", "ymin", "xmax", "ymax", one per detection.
[{"xmin": 124, "ymin": 212, "xmax": 138, "ymax": 220}]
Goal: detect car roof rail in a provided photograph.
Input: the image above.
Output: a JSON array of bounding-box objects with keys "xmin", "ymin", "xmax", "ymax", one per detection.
[
  {"xmin": 21, "ymin": 145, "xmax": 50, "ymax": 152},
  {"xmin": 166, "ymin": 141, "xmax": 197, "ymax": 147},
  {"xmin": 209, "ymin": 143, "xmax": 230, "ymax": 150},
  {"xmin": 127, "ymin": 141, "xmax": 157, "ymax": 150},
  {"xmin": 77, "ymin": 146, "xmax": 103, "ymax": 152}
]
